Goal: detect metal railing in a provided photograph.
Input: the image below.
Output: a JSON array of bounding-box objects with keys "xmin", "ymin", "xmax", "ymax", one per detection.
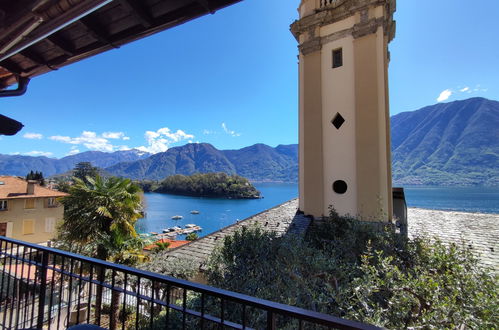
[{"xmin": 0, "ymin": 236, "xmax": 379, "ymax": 329}]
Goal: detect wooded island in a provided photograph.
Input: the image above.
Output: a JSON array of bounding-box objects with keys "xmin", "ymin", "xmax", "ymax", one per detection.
[{"xmin": 139, "ymin": 173, "xmax": 261, "ymax": 199}]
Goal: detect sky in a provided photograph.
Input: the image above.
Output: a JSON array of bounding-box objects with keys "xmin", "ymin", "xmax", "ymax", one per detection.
[{"xmin": 1, "ymin": 0, "xmax": 498, "ymax": 159}]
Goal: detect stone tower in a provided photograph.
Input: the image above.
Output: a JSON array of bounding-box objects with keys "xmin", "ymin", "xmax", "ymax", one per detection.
[{"xmin": 291, "ymin": 0, "xmax": 396, "ymax": 220}]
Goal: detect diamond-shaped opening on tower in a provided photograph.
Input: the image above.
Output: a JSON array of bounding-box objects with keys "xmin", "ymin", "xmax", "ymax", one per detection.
[{"xmin": 331, "ymin": 113, "xmax": 345, "ymax": 129}]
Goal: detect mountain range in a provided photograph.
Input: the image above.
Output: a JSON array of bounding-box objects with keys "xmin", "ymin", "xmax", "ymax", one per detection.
[
  {"xmin": 0, "ymin": 97, "xmax": 497, "ymax": 185},
  {"xmin": 106, "ymin": 143, "xmax": 298, "ymax": 182},
  {"xmin": 391, "ymin": 97, "xmax": 498, "ymax": 186},
  {"xmin": 0, "ymin": 149, "xmax": 151, "ymax": 178}
]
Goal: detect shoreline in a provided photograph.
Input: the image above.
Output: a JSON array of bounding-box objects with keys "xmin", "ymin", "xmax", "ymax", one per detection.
[{"xmin": 408, "ymin": 207, "xmax": 499, "ymax": 216}]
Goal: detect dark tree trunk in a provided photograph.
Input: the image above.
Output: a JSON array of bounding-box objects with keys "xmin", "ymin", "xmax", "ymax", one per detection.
[
  {"xmin": 109, "ymin": 290, "xmax": 121, "ymax": 330},
  {"xmin": 94, "ymin": 246, "xmax": 108, "ymax": 325}
]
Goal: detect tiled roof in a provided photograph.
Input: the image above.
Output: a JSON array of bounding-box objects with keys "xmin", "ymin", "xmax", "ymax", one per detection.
[
  {"xmin": 163, "ymin": 199, "xmax": 310, "ymax": 270},
  {"xmin": 0, "ymin": 176, "xmax": 68, "ymax": 199},
  {"xmin": 144, "ymin": 239, "xmax": 190, "ymax": 251}
]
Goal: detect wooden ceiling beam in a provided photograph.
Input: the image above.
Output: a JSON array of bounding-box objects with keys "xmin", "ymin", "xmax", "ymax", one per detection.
[
  {"xmin": 0, "ymin": 59, "xmax": 24, "ymax": 75},
  {"xmin": 118, "ymin": 0, "xmax": 154, "ymax": 28},
  {"xmin": 196, "ymin": 0, "xmax": 214, "ymax": 14},
  {"xmin": 79, "ymin": 17, "xmax": 113, "ymax": 46},
  {"xmin": 19, "ymin": 49, "xmax": 45, "ymax": 66},
  {"xmin": 46, "ymin": 35, "xmax": 74, "ymax": 56}
]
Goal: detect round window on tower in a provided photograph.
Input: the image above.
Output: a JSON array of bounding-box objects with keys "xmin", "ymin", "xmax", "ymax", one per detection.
[{"xmin": 333, "ymin": 180, "xmax": 348, "ymax": 194}]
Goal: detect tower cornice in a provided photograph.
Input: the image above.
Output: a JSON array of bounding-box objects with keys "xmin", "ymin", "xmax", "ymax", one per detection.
[{"xmin": 291, "ymin": 0, "xmax": 395, "ymax": 55}]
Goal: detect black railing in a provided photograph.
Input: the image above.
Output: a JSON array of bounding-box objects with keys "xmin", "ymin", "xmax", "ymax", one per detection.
[{"xmin": 0, "ymin": 236, "xmax": 379, "ymax": 330}]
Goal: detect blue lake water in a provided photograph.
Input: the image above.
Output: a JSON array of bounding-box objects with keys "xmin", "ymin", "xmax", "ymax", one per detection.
[
  {"xmin": 137, "ymin": 184, "xmax": 499, "ymax": 238},
  {"xmin": 136, "ymin": 183, "xmax": 299, "ymax": 238},
  {"xmin": 402, "ymin": 186, "xmax": 499, "ymax": 214}
]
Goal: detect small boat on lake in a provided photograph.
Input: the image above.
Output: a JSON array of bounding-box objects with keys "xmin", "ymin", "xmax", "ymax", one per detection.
[
  {"xmin": 190, "ymin": 210, "xmax": 200, "ymax": 214},
  {"xmin": 171, "ymin": 215, "xmax": 183, "ymax": 220},
  {"xmin": 185, "ymin": 224, "xmax": 196, "ymax": 228}
]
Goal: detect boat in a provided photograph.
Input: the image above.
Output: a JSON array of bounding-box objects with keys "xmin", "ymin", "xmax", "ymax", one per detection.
[
  {"xmin": 184, "ymin": 229, "xmax": 194, "ymax": 234},
  {"xmin": 171, "ymin": 215, "xmax": 183, "ymax": 220},
  {"xmin": 190, "ymin": 210, "xmax": 200, "ymax": 214},
  {"xmin": 185, "ymin": 224, "xmax": 196, "ymax": 228},
  {"xmin": 172, "ymin": 226, "xmax": 182, "ymax": 231}
]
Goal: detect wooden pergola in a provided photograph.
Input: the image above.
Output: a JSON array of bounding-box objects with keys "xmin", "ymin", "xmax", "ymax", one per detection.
[{"xmin": 0, "ymin": 0, "xmax": 242, "ymax": 91}]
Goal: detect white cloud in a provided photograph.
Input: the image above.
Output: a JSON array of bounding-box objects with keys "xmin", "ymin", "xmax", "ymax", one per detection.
[
  {"xmin": 66, "ymin": 146, "xmax": 80, "ymax": 156},
  {"xmin": 49, "ymin": 131, "xmax": 118, "ymax": 152},
  {"xmin": 136, "ymin": 127, "xmax": 194, "ymax": 154},
  {"xmin": 459, "ymin": 87, "xmax": 470, "ymax": 92},
  {"xmin": 23, "ymin": 132, "xmax": 43, "ymax": 139},
  {"xmin": 437, "ymin": 89, "xmax": 453, "ymax": 102},
  {"xmin": 203, "ymin": 129, "xmax": 217, "ymax": 135},
  {"xmin": 221, "ymin": 122, "xmax": 241, "ymax": 137},
  {"xmin": 102, "ymin": 132, "xmax": 129, "ymax": 140},
  {"xmin": 24, "ymin": 151, "xmax": 53, "ymax": 157}
]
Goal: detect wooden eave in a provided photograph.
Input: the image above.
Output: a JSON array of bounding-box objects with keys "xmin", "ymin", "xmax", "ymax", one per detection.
[{"xmin": 0, "ymin": 0, "xmax": 242, "ymax": 90}]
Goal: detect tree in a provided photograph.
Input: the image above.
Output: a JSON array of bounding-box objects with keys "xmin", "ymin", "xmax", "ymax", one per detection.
[
  {"xmin": 73, "ymin": 162, "xmax": 99, "ymax": 183},
  {"xmin": 206, "ymin": 212, "xmax": 498, "ymax": 329},
  {"xmin": 26, "ymin": 170, "xmax": 45, "ymax": 186},
  {"xmin": 185, "ymin": 232, "xmax": 199, "ymax": 241},
  {"xmin": 152, "ymin": 241, "xmax": 170, "ymax": 253},
  {"xmin": 58, "ymin": 175, "xmax": 143, "ymax": 329}
]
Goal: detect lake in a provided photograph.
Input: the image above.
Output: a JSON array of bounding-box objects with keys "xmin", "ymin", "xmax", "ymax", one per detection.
[
  {"xmin": 402, "ymin": 186, "xmax": 499, "ymax": 214},
  {"xmin": 136, "ymin": 183, "xmax": 299, "ymax": 238},
  {"xmin": 136, "ymin": 184, "xmax": 499, "ymax": 238}
]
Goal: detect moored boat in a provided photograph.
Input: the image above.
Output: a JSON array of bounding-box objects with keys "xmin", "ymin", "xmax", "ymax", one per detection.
[{"xmin": 171, "ymin": 215, "xmax": 183, "ymax": 220}]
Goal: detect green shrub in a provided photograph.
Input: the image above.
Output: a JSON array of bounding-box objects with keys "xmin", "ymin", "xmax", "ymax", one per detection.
[{"xmin": 206, "ymin": 209, "xmax": 499, "ymax": 329}]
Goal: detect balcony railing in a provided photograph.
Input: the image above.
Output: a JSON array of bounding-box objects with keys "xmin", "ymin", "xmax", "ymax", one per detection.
[{"xmin": 0, "ymin": 236, "xmax": 379, "ymax": 329}]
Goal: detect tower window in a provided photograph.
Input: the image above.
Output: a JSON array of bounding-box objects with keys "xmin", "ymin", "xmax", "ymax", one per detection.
[
  {"xmin": 333, "ymin": 180, "xmax": 348, "ymax": 194},
  {"xmin": 331, "ymin": 113, "xmax": 345, "ymax": 129},
  {"xmin": 332, "ymin": 48, "xmax": 343, "ymax": 68}
]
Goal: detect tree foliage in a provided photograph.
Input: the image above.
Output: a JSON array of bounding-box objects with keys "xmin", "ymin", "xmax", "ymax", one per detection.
[
  {"xmin": 56, "ymin": 175, "xmax": 144, "ymax": 263},
  {"xmin": 154, "ymin": 172, "xmax": 261, "ymax": 199},
  {"xmin": 206, "ymin": 210, "xmax": 498, "ymax": 329},
  {"xmin": 185, "ymin": 232, "xmax": 198, "ymax": 241},
  {"xmin": 26, "ymin": 170, "xmax": 45, "ymax": 186},
  {"xmin": 73, "ymin": 161, "xmax": 99, "ymax": 183}
]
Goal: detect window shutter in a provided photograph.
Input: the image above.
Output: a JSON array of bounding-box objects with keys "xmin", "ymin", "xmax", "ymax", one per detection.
[
  {"xmin": 45, "ymin": 218, "xmax": 56, "ymax": 233},
  {"xmin": 23, "ymin": 220, "xmax": 35, "ymax": 235}
]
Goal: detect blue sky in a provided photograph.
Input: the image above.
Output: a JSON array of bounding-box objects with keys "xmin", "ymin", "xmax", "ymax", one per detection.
[{"xmin": 1, "ymin": 0, "xmax": 498, "ymax": 158}]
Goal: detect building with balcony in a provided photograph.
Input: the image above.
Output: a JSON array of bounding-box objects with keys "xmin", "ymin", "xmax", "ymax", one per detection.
[
  {"xmin": 0, "ymin": 176, "xmax": 67, "ymax": 244},
  {"xmin": 0, "ymin": 0, "xmax": 399, "ymax": 329}
]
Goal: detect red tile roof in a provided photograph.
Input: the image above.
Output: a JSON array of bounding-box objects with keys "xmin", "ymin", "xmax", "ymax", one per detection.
[
  {"xmin": 144, "ymin": 239, "xmax": 190, "ymax": 251},
  {"xmin": 0, "ymin": 176, "xmax": 68, "ymax": 199}
]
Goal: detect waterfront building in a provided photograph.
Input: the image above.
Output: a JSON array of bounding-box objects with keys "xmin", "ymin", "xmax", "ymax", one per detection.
[{"xmin": 0, "ymin": 176, "xmax": 67, "ymax": 244}]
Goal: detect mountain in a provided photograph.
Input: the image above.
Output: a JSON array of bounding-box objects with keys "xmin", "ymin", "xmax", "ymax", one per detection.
[
  {"xmin": 391, "ymin": 97, "xmax": 499, "ymax": 186},
  {"xmin": 0, "ymin": 149, "xmax": 151, "ymax": 177},
  {"xmin": 223, "ymin": 144, "xmax": 298, "ymax": 182},
  {"xmin": 107, "ymin": 143, "xmax": 236, "ymax": 180},
  {"xmin": 106, "ymin": 143, "xmax": 299, "ymax": 182},
  {"xmin": 1, "ymin": 97, "xmax": 497, "ymax": 185}
]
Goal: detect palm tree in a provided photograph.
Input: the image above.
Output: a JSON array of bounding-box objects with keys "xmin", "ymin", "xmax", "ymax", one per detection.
[
  {"xmin": 60, "ymin": 176, "xmax": 142, "ymax": 259},
  {"xmin": 59, "ymin": 175, "xmax": 143, "ymax": 329}
]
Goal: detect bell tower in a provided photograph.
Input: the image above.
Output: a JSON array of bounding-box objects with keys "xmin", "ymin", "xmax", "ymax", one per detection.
[{"xmin": 291, "ymin": 0, "xmax": 396, "ymax": 220}]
